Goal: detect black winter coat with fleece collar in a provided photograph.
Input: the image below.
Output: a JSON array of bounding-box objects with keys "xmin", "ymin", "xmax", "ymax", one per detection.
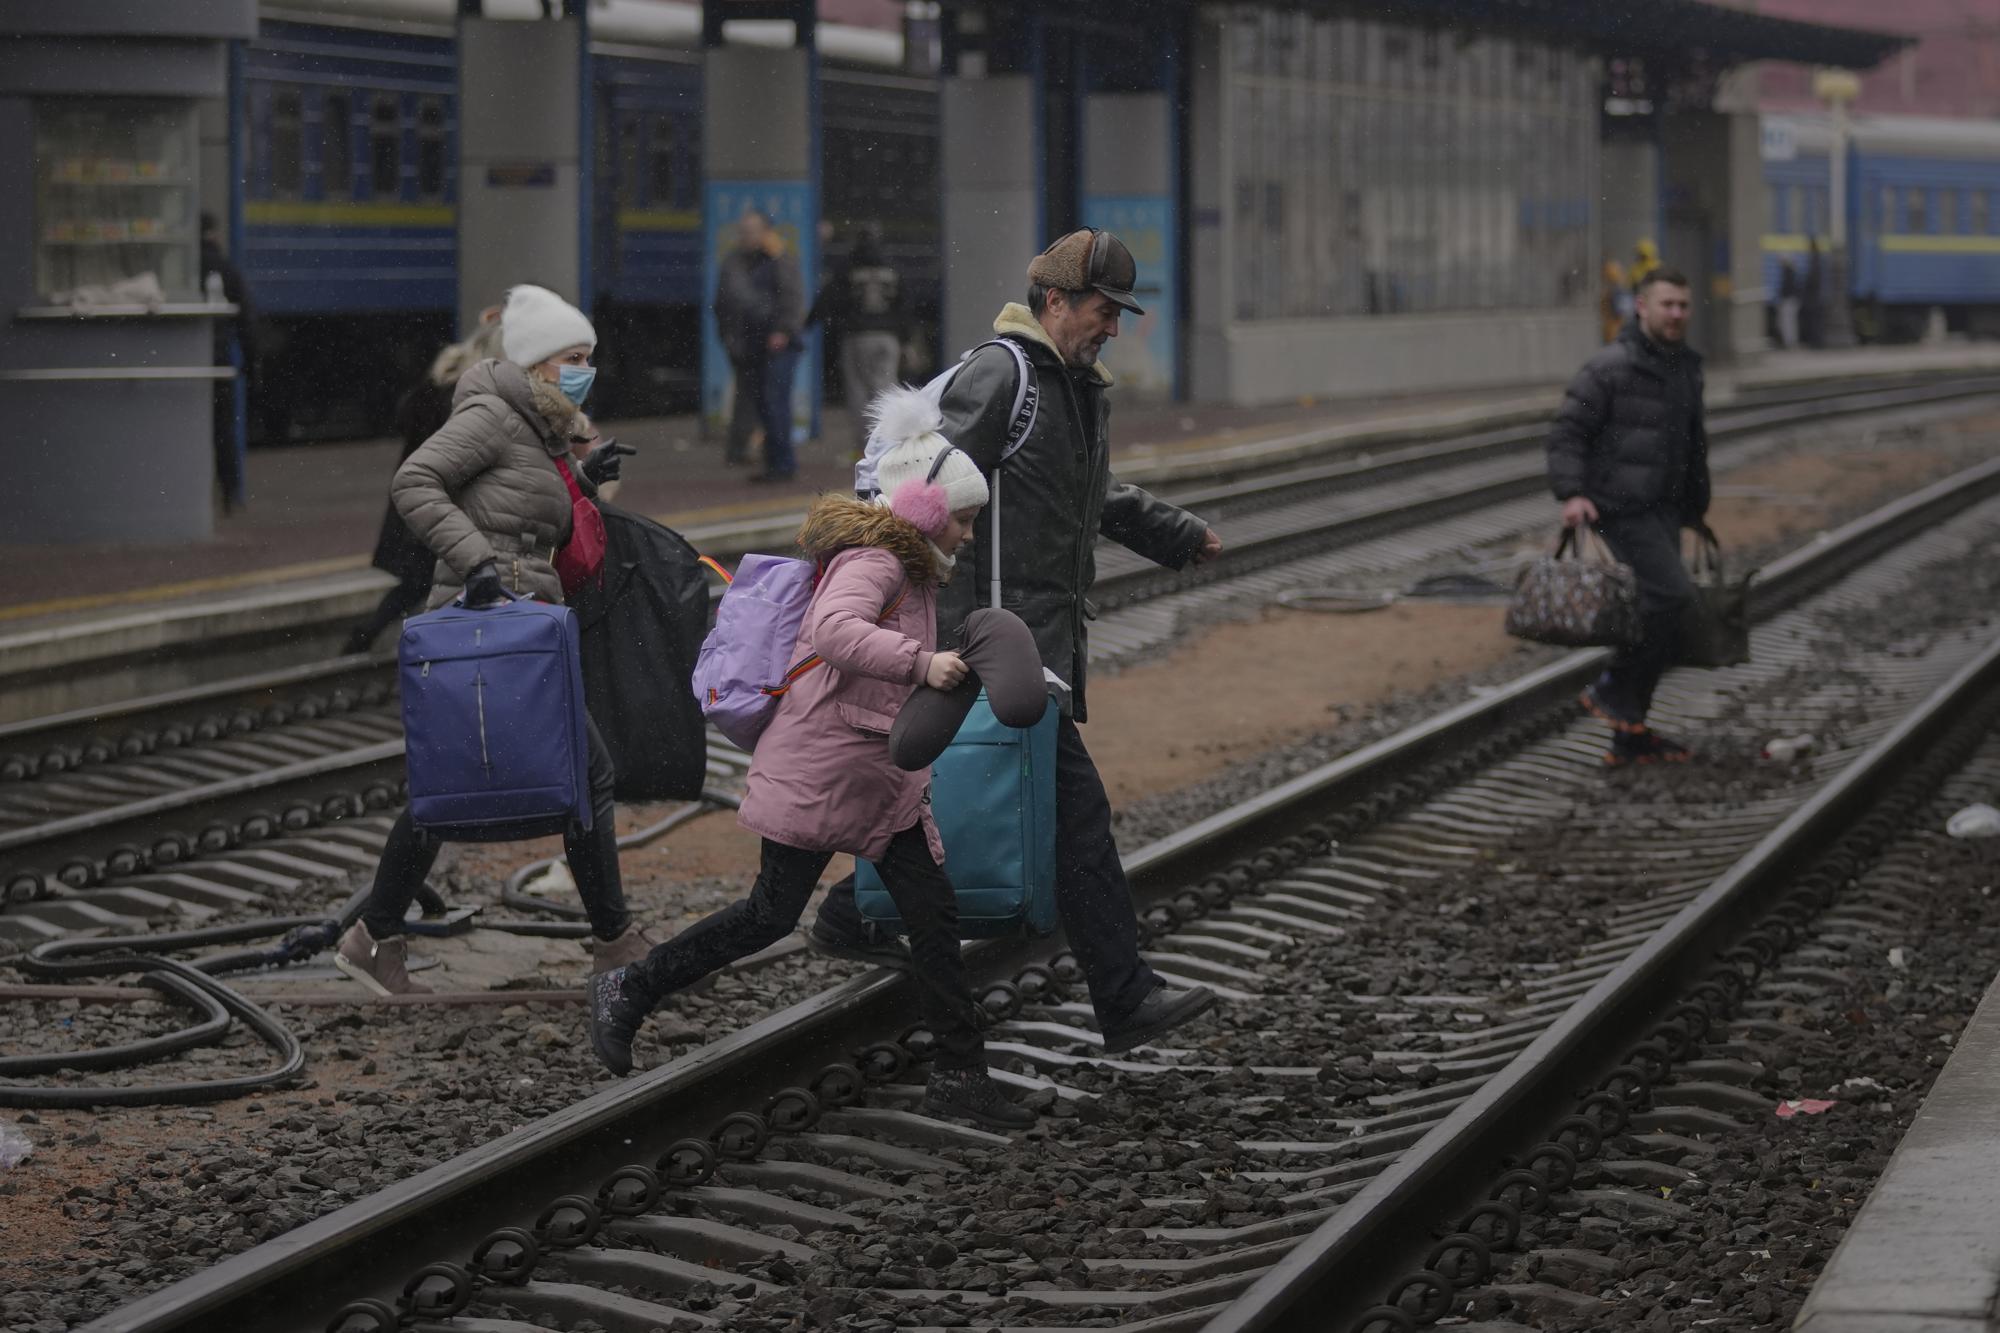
[{"xmin": 932, "ymin": 304, "xmax": 1208, "ymax": 722}]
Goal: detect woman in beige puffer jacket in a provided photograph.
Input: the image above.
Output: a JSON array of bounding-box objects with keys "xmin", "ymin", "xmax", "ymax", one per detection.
[{"xmin": 334, "ymin": 285, "xmax": 657, "ymax": 996}]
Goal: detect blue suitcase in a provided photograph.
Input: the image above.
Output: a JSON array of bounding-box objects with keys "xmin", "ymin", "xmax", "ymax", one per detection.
[
  {"xmin": 399, "ymin": 590, "xmax": 593, "ymax": 841},
  {"xmin": 856, "ymin": 691, "xmax": 1058, "ymax": 939}
]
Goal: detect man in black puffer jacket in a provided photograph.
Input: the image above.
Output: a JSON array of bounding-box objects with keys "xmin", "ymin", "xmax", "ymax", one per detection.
[
  {"xmin": 812, "ymin": 228, "xmax": 1225, "ymax": 1056},
  {"xmin": 1548, "ymin": 267, "xmax": 1711, "ymax": 766}
]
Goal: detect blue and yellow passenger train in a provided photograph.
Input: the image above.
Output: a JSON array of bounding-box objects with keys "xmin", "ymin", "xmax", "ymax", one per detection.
[
  {"xmin": 1762, "ymin": 112, "xmax": 2000, "ymax": 343},
  {"xmin": 240, "ymin": 0, "xmax": 938, "ymax": 441}
]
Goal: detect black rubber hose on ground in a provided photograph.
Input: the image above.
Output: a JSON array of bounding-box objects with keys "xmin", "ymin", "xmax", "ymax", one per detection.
[{"xmin": 0, "ymin": 938, "xmax": 306, "ymax": 1109}]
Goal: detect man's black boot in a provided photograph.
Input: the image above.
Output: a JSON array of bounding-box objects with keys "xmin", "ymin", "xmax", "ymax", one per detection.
[
  {"xmin": 804, "ymin": 918, "xmax": 913, "ymax": 971},
  {"xmin": 1101, "ymin": 983, "xmax": 1217, "ymax": 1054},
  {"xmin": 922, "ymin": 1067, "xmax": 1037, "ymax": 1130}
]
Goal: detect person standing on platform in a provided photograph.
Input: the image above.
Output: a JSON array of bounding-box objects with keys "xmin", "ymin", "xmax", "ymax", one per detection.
[
  {"xmin": 1775, "ymin": 257, "xmax": 1802, "ymax": 350},
  {"xmin": 1802, "ymin": 238, "xmax": 1826, "ymax": 348},
  {"xmin": 1548, "ymin": 267, "xmax": 1711, "ymax": 768},
  {"xmin": 335, "ymin": 284, "xmax": 655, "ymax": 995},
  {"xmin": 200, "ymin": 212, "xmax": 255, "ymax": 515},
  {"xmin": 1598, "ymin": 255, "xmax": 1629, "ymax": 344},
  {"xmin": 713, "ymin": 208, "xmax": 805, "ymax": 481},
  {"xmin": 810, "ymin": 223, "xmax": 908, "ymax": 460},
  {"xmin": 809, "ymin": 228, "xmax": 1227, "ymax": 1056}
]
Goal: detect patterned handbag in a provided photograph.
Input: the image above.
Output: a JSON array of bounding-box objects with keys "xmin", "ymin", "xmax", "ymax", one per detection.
[
  {"xmin": 1504, "ymin": 527, "xmax": 1641, "ymax": 648},
  {"xmin": 1678, "ymin": 529, "xmax": 1753, "ymax": 668}
]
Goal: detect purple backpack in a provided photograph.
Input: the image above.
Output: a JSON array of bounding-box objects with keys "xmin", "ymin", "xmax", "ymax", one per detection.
[{"xmin": 692, "ymin": 553, "xmax": 907, "ymax": 752}]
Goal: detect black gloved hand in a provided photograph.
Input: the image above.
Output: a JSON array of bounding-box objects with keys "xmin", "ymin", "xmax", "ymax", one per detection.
[
  {"xmin": 463, "ymin": 559, "xmax": 507, "ymax": 607},
  {"xmin": 580, "ymin": 438, "xmax": 637, "ymax": 486}
]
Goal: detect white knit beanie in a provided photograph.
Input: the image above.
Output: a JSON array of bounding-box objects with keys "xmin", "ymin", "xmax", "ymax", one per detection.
[
  {"xmin": 866, "ymin": 386, "xmax": 988, "ymax": 539},
  {"xmin": 500, "ymin": 284, "xmax": 597, "ymax": 368}
]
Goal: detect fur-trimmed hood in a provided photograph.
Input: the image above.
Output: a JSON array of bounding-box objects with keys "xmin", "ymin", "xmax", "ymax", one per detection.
[
  {"xmin": 796, "ymin": 494, "xmax": 943, "ymax": 586},
  {"xmin": 453, "ymin": 358, "xmax": 584, "ymax": 456},
  {"xmin": 993, "ymin": 302, "xmax": 1114, "ymax": 385}
]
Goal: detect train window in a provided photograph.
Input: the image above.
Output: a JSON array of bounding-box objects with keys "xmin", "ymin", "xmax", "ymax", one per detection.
[
  {"xmin": 616, "ymin": 114, "xmax": 641, "ymax": 209},
  {"xmin": 1940, "ymin": 189, "xmax": 1959, "ymax": 234},
  {"xmin": 1880, "ymin": 186, "xmax": 1897, "ymax": 234},
  {"xmin": 323, "ymin": 92, "xmax": 351, "ymax": 200},
  {"xmin": 370, "ymin": 94, "xmax": 401, "ymax": 198},
  {"xmin": 648, "ymin": 116, "xmax": 677, "ymax": 208},
  {"xmin": 1904, "ymin": 188, "xmax": 1927, "ymax": 234},
  {"xmin": 1766, "ymin": 184, "xmax": 1782, "ymax": 233},
  {"xmin": 270, "ymin": 86, "xmax": 304, "ymax": 199},
  {"xmin": 416, "ymin": 96, "xmax": 446, "ymax": 200},
  {"xmin": 1975, "ymin": 190, "xmax": 1992, "ymax": 235}
]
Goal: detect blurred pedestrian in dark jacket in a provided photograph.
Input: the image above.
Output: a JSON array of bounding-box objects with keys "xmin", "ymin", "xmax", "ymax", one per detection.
[
  {"xmin": 1548, "ymin": 268, "xmax": 1711, "ymax": 767},
  {"xmin": 200, "ymin": 213, "xmax": 256, "ymax": 514},
  {"xmin": 713, "ymin": 209, "xmax": 805, "ymax": 480},
  {"xmin": 341, "ymin": 311, "xmax": 503, "ymax": 655},
  {"xmin": 1802, "ymin": 238, "xmax": 1825, "ymax": 348},
  {"xmin": 809, "ymin": 224, "xmax": 908, "ymax": 457}
]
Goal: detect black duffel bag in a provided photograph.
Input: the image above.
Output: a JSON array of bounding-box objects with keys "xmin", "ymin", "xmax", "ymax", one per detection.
[
  {"xmin": 1678, "ymin": 528, "xmax": 1754, "ymax": 668},
  {"xmin": 568, "ymin": 503, "xmax": 712, "ymax": 803}
]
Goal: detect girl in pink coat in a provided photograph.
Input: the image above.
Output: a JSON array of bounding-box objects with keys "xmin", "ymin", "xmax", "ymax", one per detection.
[{"xmin": 589, "ymin": 390, "xmax": 1039, "ymax": 1130}]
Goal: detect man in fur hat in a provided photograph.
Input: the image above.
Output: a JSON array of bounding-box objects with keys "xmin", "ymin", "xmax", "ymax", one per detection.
[{"xmin": 812, "ymin": 228, "xmax": 1225, "ymax": 1055}]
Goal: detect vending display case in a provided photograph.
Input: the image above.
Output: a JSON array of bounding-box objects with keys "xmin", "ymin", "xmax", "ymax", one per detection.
[{"xmin": 34, "ymin": 99, "xmax": 200, "ymax": 303}]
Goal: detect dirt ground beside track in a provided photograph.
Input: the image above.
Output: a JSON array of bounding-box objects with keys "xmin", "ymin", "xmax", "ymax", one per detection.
[
  {"xmin": 0, "ymin": 418, "xmax": 1993, "ymax": 1306},
  {"xmin": 480, "ymin": 425, "xmax": 1983, "ymax": 916}
]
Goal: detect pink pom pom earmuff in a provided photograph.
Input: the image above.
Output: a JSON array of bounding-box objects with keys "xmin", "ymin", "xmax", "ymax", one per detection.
[{"xmin": 889, "ymin": 477, "xmax": 951, "ymax": 539}]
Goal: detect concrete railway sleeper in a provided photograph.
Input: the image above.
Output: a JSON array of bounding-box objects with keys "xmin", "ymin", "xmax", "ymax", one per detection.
[
  {"xmin": 60, "ymin": 458, "xmax": 2000, "ymax": 1331},
  {"xmin": 1217, "ymin": 641, "xmax": 2000, "ymax": 1333}
]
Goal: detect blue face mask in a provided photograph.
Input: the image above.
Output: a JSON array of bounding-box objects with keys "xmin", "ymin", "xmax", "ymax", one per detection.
[{"xmin": 557, "ymin": 364, "xmax": 596, "ymax": 406}]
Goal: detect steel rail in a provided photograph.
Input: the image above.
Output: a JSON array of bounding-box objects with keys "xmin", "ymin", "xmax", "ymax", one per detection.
[
  {"xmin": 8, "ymin": 371, "xmax": 1993, "ymax": 767},
  {"xmin": 12, "ymin": 375, "xmax": 1996, "ymax": 891},
  {"xmin": 77, "ymin": 452, "xmax": 2000, "ymax": 1333},
  {"xmin": 1201, "ymin": 603, "xmax": 2000, "ymax": 1333}
]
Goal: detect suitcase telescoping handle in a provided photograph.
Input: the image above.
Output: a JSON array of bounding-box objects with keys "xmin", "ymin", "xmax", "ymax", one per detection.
[{"xmin": 453, "ymin": 586, "xmax": 529, "ymax": 610}]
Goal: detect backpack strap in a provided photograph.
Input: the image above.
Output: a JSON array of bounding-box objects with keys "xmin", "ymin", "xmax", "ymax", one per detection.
[
  {"xmin": 946, "ymin": 337, "xmax": 1040, "ymax": 611},
  {"xmin": 964, "ymin": 337, "xmax": 1039, "ymax": 462}
]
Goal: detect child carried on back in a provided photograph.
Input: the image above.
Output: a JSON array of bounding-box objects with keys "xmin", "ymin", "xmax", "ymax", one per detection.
[{"xmin": 587, "ymin": 387, "xmax": 1044, "ymax": 1130}]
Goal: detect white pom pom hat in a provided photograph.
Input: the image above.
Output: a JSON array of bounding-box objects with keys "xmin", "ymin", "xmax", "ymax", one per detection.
[
  {"xmin": 866, "ymin": 385, "xmax": 988, "ymax": 539},
  {"xmin": 500, "ymin": 284, "xmax": 597, "ymax": 369}
]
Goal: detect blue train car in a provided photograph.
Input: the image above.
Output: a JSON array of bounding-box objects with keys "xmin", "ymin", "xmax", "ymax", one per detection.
[
  {"xmin": 240, "ymin": 0, "xmax": 938, "ymax": 440},
  {"xmin": 1762, "ymin": 113, "xmax": 2000, "ymax": 343},
  {"xmin": 242, "ymin": 15, "xmax": 459, "ymax": 438}
]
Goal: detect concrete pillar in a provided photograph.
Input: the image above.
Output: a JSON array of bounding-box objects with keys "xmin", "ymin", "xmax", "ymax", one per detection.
[
  {"xmin": 1600, "ymin": 136, "xmax": 1661, "ymax": 287},
  {"xmin": 1186, "ymin": 11, "xmax": 1232, "ymax": 405},
  {"xmin": 940, "ymin": 74, "xmax": 1038, "ymax": 358},
  {"xmin": 1722, "ymin": 111, "xmax": 1769, "ymax": 365},
  {"xmin": 0, "ymin": 0, "xmax": 254, "ymax": 543},
  {"xmin": 1081, "ymin": 91, "xmax": 1177, "ymax": 399},
  {"xmin": 700, "ymin": 44, "xmax": 817, "ymax": 438},
  {"xmin": 456, "ymin": 12, "xmax": 588, "ymax": 335}
]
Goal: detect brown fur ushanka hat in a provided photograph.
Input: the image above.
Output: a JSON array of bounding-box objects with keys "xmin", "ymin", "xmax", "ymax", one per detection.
[{"xmin": 1026, "ymin": 228, "xmax": 1144, "ymax": 315}]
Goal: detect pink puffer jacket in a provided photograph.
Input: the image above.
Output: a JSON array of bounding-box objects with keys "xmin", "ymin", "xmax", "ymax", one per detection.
[{"xmin": 736, "ymin": 497, "xmax": 946, "ymax": 863}]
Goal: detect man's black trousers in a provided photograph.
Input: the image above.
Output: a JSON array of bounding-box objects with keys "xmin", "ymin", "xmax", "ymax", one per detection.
[{"xmin": 1593, "ymin": 507, "xmax": 1696, "ymax": 725}]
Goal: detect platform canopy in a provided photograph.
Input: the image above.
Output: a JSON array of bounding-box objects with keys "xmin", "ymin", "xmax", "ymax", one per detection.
[{"xmin": 951, "ymin": 0, "xmax": 1913, "ymax": 71}]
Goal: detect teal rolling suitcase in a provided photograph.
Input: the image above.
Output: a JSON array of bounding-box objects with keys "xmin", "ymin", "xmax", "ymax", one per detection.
[{"xmin": 855, "ymin": 690, "xmax": 1059, "ymax": 939}]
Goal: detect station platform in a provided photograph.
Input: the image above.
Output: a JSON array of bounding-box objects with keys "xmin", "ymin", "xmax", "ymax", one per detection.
[
  {"xmin": 6, "ymin": 339, "xmax": 2000, "ymax": 722},
  {"xmin": 1794, "ymin": 968, "xmax": 2000, "ymax": 1333}
]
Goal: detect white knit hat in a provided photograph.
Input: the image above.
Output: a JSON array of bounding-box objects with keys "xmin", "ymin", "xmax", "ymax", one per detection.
[
  {"xmin": 500, "ymin": 284, "xmax": 597, "ymax": 368},
  {"xmin": 867, "ymin": 386, "xmax": 988, "ymax": 539}
]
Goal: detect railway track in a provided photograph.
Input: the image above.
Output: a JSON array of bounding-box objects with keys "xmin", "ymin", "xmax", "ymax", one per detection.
[
  {"xmin": 2, "ymin": 375, "xmax": 1996, "ymax": 949},
  {"xmin": 57, "ymin": 450, "xmax": 2000, "ymax": 1332}
]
